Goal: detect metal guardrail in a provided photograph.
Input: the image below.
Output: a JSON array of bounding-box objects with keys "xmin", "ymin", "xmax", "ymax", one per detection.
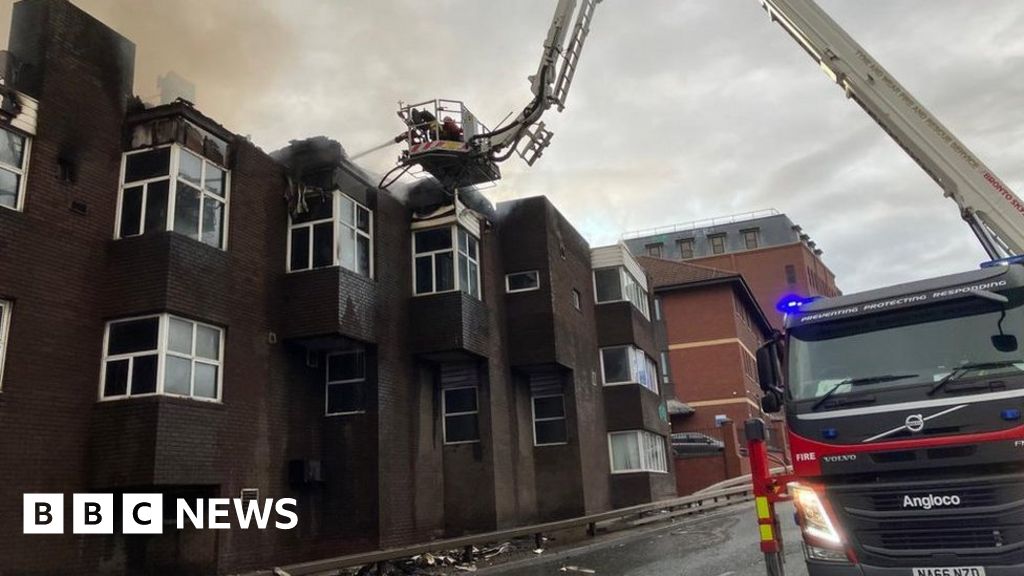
[
  {"xmin": 257, "ymin": 484, "xmax": 754, "ymax": 576},
  {"xmin": 621, "ymin": 208, "xmax": 781, "ymax": 241}
]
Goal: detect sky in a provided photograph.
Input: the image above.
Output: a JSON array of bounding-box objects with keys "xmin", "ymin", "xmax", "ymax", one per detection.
[{"xmin": 4, "ymin": 0, "xmax": 1024, "ymax": 293}]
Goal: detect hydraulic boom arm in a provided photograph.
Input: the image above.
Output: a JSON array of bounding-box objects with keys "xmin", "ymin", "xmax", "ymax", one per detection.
[{"xmin": 759, "ymin": 0, "xmax": 1024, "ymax": 258}]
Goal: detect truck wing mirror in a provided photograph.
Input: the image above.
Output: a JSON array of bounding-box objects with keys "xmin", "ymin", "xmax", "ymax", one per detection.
[
  {"xmin": 992, "ymin": 334, "xmax": 1018, "ymax": 353},
  {"xmin": 756, "ymin": 341, "xmax": 781, "ymax": 392}
]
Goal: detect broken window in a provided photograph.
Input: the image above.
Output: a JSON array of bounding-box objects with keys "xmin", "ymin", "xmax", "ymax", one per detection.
[
  {"xmin": 506, "ymin": 270, "xmax": 539, "ymax": 293},
  {"xmin": 102, "ymin": 315, "xmax": 222, "ymax": 401},
  {"xmin": 600, "ymin": 345, "xmax": 659, "ymax": 394},
  {"xmin": 742, "ymin": 228, "xmax": 759, "ymax": 250},
  {"xmin": 443, "ymin": 386, "xmax": 479, "ymax": 444},
  {"xmin": 609, "ymin": 430, "xmax": 668, "ymax": 473},
  {"xmin": 413, "ymin": 226, "xmax": 480, "ymax": 298},
  {"xmin": 0, "ymin": 126, "xmax": 29, "ymax": 211},
  {"xmin": 645, "ymin": 243, "xmax": 663, "ymax": 258},
  {"xmin": 532, "ymin": 394, "xmax": 567, "ymax": 446},
  {"xmin": 117, "ymin": 145, "xmax": 229, "ymax": 249},
  {"xmin": 677, "ymin": 238, "xmax": 694, "ymax": 259},
  {"xmin": 288, "ymin": 191, "xmax": 373, "ymax": 277},
  {"xmin": 0, "ymin": 300, "xmax": 10, "ymax": 389},
  {"xmin": 325, "ymin": 348, "xmax": 366, "ymax": 415},
  {"xmin": 709, "ymin": 234, "xmax": 727, "ymax": 255}
]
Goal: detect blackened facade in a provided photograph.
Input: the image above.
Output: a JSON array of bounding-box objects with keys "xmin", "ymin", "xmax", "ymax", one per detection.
[{"xmin": 0, "ymin": 1, "xmax": 673, "ymax": 574}]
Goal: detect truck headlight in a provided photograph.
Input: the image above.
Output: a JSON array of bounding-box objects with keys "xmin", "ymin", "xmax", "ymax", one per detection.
[{"xmin": 788, "ymin": 482, "xmax": 842, "ymax": 546}]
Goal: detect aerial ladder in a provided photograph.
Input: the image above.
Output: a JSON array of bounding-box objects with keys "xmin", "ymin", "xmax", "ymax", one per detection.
[
  {"xmin": 747, "ymin": 1, "xmax": 1024, "ymax": 574},
  {"xmin": 379, "ymin": 0, "xmax": 603, "ymax": 192}
]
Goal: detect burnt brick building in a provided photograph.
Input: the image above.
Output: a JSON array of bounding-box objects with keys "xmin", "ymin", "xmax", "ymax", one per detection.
[{"xmin": 0, "ymin": 1, "xmax": 673, "ymax": 574}]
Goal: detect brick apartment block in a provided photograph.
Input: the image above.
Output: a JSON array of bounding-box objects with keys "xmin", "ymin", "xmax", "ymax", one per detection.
[{"xmin": 0, "ymin": 1, "xmax": 674, "ymax": 574}]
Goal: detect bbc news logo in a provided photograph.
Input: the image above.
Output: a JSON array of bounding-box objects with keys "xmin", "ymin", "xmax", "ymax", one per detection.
[{"xmin": 24, "ymin": 494, "xmax": 298, "ymax": 534}]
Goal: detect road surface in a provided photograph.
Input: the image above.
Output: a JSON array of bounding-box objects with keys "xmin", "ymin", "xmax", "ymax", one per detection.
[{"xmin": 483, "ymin": 501, "xmax": 808, "ymax": 576}]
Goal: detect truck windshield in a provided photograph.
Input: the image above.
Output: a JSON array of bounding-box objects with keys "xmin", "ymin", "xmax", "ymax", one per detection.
[{"xmin": 788, "ymin": 292, "xmax": 1024, "ymax": 402}]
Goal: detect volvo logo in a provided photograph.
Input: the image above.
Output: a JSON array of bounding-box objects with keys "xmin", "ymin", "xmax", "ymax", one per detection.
[{"xmin": 905, "ymin": 413, "xmax": 926, "ymax": 432}]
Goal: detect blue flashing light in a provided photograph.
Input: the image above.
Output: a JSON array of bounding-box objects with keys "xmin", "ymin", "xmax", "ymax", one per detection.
[
  {"xmin": 821, "ymin": 428, "xmax": 838, "ymax": 440},
  {"xmin": 776, "ymin": 294, "xmax": 817, "ymax": 314},
  {"xmin": 981, "ymin": 255, "xmax": 1024, "ymax": 268},
  {"xmin": 1001, "ymin": 409, "xmax": 1021, "ymax": 421}
]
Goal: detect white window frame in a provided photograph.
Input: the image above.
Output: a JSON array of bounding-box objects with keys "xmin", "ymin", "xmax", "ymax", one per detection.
[
  {"xmin": 286, "ymin": 190, "xmax": 373, "ymax": 277},
  {"xmin": 442, "ymin": 385, "xmax": 480, "ymax": 445},
  {"xmin": 593, "ymin": 266, "xmax": 650, "ymax": 320},
  {"xmin": 0, "ymin": 299, "xmax": 11, "ymax": 389},
  {"xmin": 599, "ymin": 345, "xmax": 659, "ymax": 394},
  {"xmin": 99, "ymin": 313, "xmax": 224, "ymax": 403},
  {"xmin": 608, "ymin": 430, "xmax": 668, "ymax": 474},
  {"xmin": 115, "ymin": 144, "xmax": 231, "ymax": 250},
  {"xmin": 532, "ymin": 393, "xmax": 568, "ymax": 447},
  {"xmin": 572, "ymin": 288, "xmax": 582, "ymax": 311},
  {"xmin": 325, "ymin": 348, "xmax": 366, "ymax": 416},
  {"xmin": 505, "ymin": 270, "xmax": 540, "ymax": 293},
  {"xmin": 412, "ymin": 226, "xmax": 481, "ymax": 299},
  {"xmin": 659, "ymin": 351, "xmax": 671, "ymax": 385},
  {"xmin": 0, "ymin": 126, "xmax": 30, "ymax": 212},
  {"xmin": 654, "ymin": 297, "xmax": 662, "ymax": 321}
]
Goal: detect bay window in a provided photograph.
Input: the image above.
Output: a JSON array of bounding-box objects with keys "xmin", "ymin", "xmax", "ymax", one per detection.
[
  {"xmin": 413, "ymin": 226, "xmax": 480, "ymax": 298},
  {"xmin": 593, "ymin": 266, "xmax": 650, "ymax": 318},
  {"xmin": 0, "ymin": 126, "xmax": 29, "ymax": 211},
  {"xmin": 288, "ymin": 190, "xmax": 373, "ymax": 277},
  {"xmin": 609, "ymin": 430, "xmax": 668, "ymax": 473},
  {"xmin": 117, "ymin": 145, "xmax": 229, "ymax": 249},
  {"xmin": 600, "ymin": 345, "xmax": 659, "ymax": 394},
  {"xmin": 101, "ymin": 314, "xmax": 223, "ymax": 401}
]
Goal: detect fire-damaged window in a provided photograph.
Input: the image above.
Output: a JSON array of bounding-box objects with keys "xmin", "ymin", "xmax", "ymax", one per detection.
[
  {"xmin": 593, "ymin": 266, "xmax": 650, "ymax": 319},
  {"xmin": 116, "ymin": 145, "xmax": 229, "ymax": 249},
  {"xmin": 325, "ymin": 348, "xmax": 366, "ymax": 415},
  {"xmin": 287, "ymin": 191, "xmax": 372, "ymax": 277},
  {"xmin": 443, "ymin": 386, "xmax": 480, "ymax": 444},
  {"xmin": 0, "ymin": 299, "xmax": 10, "ymax": 389},
  {"xmin": 600, "ymin": 345, "xmax": 659, "ymax": 394},
  {"xmin": 413, "ymin": 226, "xmax": 480, "ymax": 298},
  {"xmin": 532, "ymin": 394, "xmax": 567, "ymax": 446},
  {"xmin": 101, "ymin": 314, "xmax": 222, "ymax": 401},
  {"xmin": 0, "ymin": 126, "xmax": 29, "ymax": 211},
  {"xmin": 609, "ymin": 430, "xmax": 668, "ymax": 473}
]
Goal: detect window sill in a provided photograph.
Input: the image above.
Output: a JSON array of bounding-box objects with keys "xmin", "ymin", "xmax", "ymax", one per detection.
[
  {"xmin": 97, "ymin": 393, "xmax": 224, "ymax": 407},
  {"xmin": 610, "ymin": 469, "xmax": 670, "ymax": 475},
  {"xmin": 414, "ymin": 288, "xmax": 480, "ymax": 300},
  {"xmin": 443, "ymin": 440, "xmax": 481, "ymax": 446},
  {"xmin": 534, "ymin": 442, "xmax": 569, "ymax": 447},
  {"xmin": 325, "ymin": 410, "xmax": 366, "ymax": 417},
  {"xmin": 287, "ymin": 264, "xmax": 374, "ymax": 282},
  {"xmin": 603, "ymin": 381, "xmax": 660, "ymax": 395}
]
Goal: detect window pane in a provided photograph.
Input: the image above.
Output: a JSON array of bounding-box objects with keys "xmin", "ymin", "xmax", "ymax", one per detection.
[
  {"xmin": 131, "ymin": 354, "xmax": 158, "ymax": 395},
  {"xmin": 414, "ymin": 256, "xmax": 433, "ymax": 294},
  {"xmin": 601, "ymin": 347, "xmax": 630, "ymax": 383},
  {"xmin": 108, "ymin": 318, "xmax": 159, "ymax": 355},
  {"xmin": 144, "ymin": 180, "xmax": 169, "ymax": 233},
  {"xmin": 435, "ymin": 251, "xmax": 455, "ymax": 292},
  {"xmin": 201, "ymin": 197, "xmax": 224, "ymax": 249},
  {"xmin": 174, "ymin": 184, "xmax": 201, "ymax": 240},
  {"xmin": 327, "ymin": 381, "xmax": 363, "ymax": 414},
  {"xmin": 327, "ymin": 351, "xmax": 364, "ymax": 382},
  {"xmin": 339, "ymin": 195, "xmax": 354, "ymax": 226},
  {"xmin": 356, "ymin": 206, "xmax": 370, "ymax": 233},
  {"xmin": 444, "ymin": 387, "xmax": 477, "ymax": 413},
  {"xmin": 104, "ymin": 359, "xmax": 129, "ymax": 397},
  {"xmin": 469, "ymin": 262, "xmax": 479, "ymax": 297},
  {"xmin": 594, "ymin": 268, "xmax": 622, "ymax": 302},
  {"xmin": 339, "ymin": 227, "xmax": 356, "ymax": 271},
  {"xmin": 168, "ymin": 317, "xmax": 193, "ymax": 354},
  {"xmin": 445, "ymin": 414, "xmax": 479, "ymax": 443},
  {"xmin": 535, "ymin": 419, "xmax": 567, "ymax": 445},
  {"xmin": 178, "ymin": 149, "xmax": 202, "ymax": 188},
  {"xmin": 204, "ymin": 165, "xmax": 225, "ymax": 197},
  {"xmin": 507, "ymin": 271, "xmax": 539, "ymax": 292},
  {"xmin": 195, "ymin": 325, "xmax": 220, "ymax": 360},
  {"xmin": 0, "ymin": 128, "xmax": 25, "ymax": 168},
  {"xmin": 312, "ymin": 222, "xmax": 333, "ymax": 268},
  {"xmin": 290, "ymin": 227, "xmax": 310, "ymax": 271},
  {"xmin": 458, "ymin": 253, "xmax": 469, "ymax": 292},
  {"xmin": 534, "ymin": 396, "xmax": 564, "ymax": 419},
  {"xmin": 124, "ymin": 148, "xmax": 171, "ymax": 182},
  {"xmin": 292, "ymin": 193, "xmax": 333, "ymax": 224},
  {"xmin": 415, "ymin": 228, "xmax": 452, "ymax": 253},
  {"xmin": 164, "ymin": 356, "xmax": 192, "ymax": 395},
  {"xmin": 194, "ymin": 362, "xmax": 217, "ymax": 399},
  {"xmin": 0, "ymin": 168, "xmax": 17, "ymax": 209},
  {"xmin": 357, "ymin": 234, "xmax": 371, "ymax": 276},
  {"xmin": 610, "ymin": 433, "xmax": 640, "ymax": 471},
  {"xmin": 119, "ymin": 186, "xmax": 143, "ymax": 237}
]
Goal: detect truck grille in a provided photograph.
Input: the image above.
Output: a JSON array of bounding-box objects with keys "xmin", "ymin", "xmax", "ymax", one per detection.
[{"xmin": 828, "ymin": 474, "xmax": 1024, "ymax": 560}]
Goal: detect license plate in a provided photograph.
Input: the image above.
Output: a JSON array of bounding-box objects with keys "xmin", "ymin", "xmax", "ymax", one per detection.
[{"xmin": 912, "ymin": 568, "xmax": 986, "ymax": 576}]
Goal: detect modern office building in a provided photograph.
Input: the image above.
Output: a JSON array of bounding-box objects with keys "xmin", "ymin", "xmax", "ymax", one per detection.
[{"xmin": 0, "ymin": 1, "xmax": 672, "ymax": 574}]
